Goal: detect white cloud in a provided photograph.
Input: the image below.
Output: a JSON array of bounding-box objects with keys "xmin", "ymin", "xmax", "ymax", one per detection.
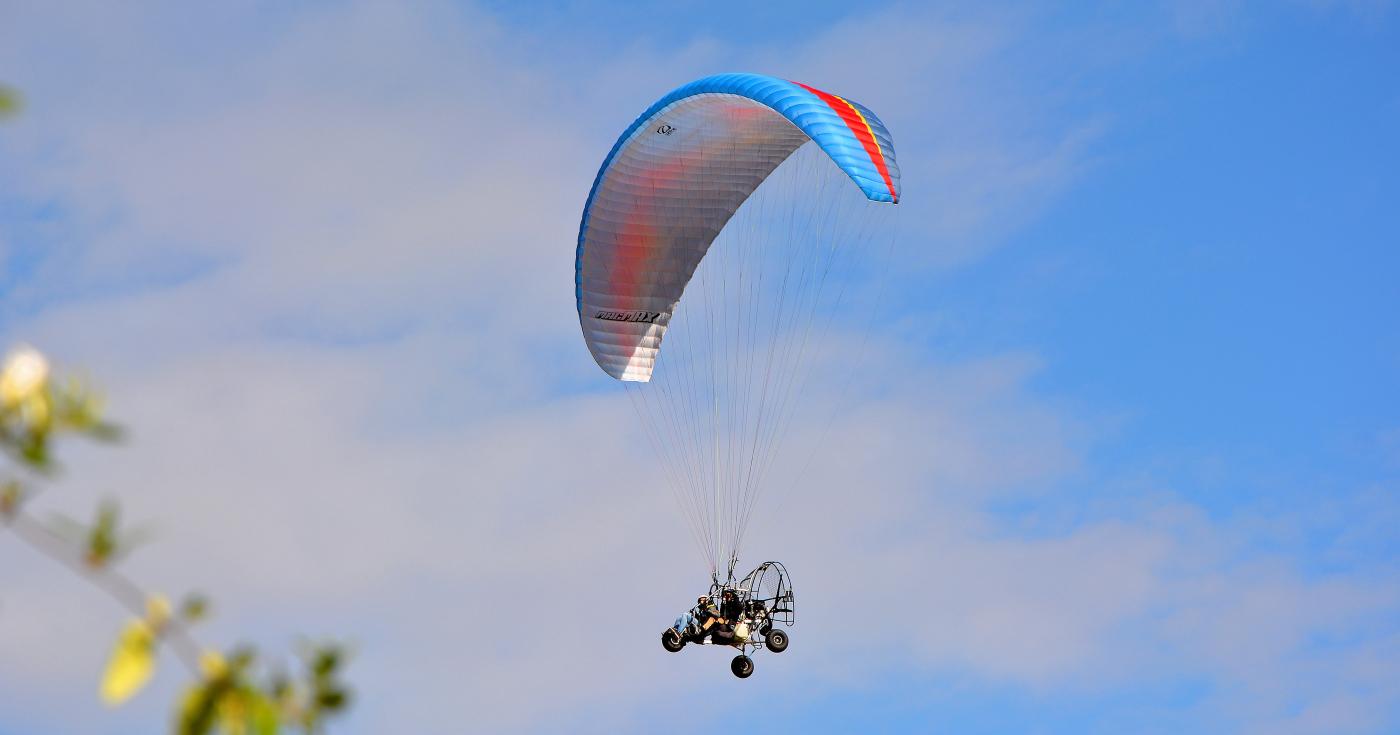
[{"xmin": 2, "ymin": 2, "xmax": 1396, "ymax": 734}]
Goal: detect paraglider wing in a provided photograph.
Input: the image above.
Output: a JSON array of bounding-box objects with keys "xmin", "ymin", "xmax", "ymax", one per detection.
[{"xmin": 575, "ymin": 73, "xmax": 900, "ymax": 382}]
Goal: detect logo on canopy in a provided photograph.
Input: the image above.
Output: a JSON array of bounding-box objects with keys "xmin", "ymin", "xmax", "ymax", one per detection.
[{"xmin": 595, "ymin": 310, "xmax": 662, "ymax": 324}]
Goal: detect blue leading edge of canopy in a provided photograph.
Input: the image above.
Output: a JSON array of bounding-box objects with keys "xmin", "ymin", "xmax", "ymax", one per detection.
[{"xmin": 574, "ymin": 72, "xmax": 901, "ymax": 313}]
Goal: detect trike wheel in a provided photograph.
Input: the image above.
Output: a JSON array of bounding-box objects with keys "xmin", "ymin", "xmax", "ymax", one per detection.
[
  {"xmin": 765, "ymin": 628, "xmax": 789, "ymax": 653},
  {"xmin": 731, "ymin": 655, "xmax": 754, "ymax": 678},
  {"xmin": 662, "ymin": 628, "xmax": 685, "ymax": 653}
]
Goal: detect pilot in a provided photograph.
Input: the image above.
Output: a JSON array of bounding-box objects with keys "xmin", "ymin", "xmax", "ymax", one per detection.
[
  {"xmin": 706, "ymin": 590, "xmax": 742, "ymax": 645},
  {"xmin": 675, "ymin": 595, "xmax": 715, "ymax": 639},
  {"xmin": 719, "ymin": 589, "xmax": 743, "ymax": 623}
]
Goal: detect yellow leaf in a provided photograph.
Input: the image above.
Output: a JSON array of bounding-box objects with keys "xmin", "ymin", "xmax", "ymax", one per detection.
[
  {"xmin": 200, "ymin": 650, "xmax": 228, "ymax": 679},
  {"xmin": 146, "ymin": 594, "xmax": 172, "ymax": 629},
  {"xmin": 100, "ymin": 619, "xmax": 157, "ymax": 706}
]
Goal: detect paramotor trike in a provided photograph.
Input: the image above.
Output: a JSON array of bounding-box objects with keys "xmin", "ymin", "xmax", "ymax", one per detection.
[{"xmin": 661, "ymin": 561, "xmax": 795, "ymax": 678}]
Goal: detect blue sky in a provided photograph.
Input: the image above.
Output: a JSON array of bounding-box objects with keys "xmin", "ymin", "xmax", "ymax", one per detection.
[{"xmin": 2, "ymin": 2, "xmax": 1398, "ymax": 733}]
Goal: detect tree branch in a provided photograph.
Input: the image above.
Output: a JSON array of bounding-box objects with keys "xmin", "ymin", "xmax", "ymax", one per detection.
[{"xmin": 3, "ymin": 508, "xmax": 205, "ymax": 676}]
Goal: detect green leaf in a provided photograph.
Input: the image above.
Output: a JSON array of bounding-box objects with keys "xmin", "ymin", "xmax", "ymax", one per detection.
[
  {"xmin": 49, "ymin": 500, "xmax": 153, "ymax": 567},
  {"xmin": 0, "ymin": 479, "xmax": 23, "ymax": 517},
  {"xmin": 86, "ymin": 420, "xmax": 125, "ymax": 442},
  {"xmin": 177, "ymin": 679, "xmax": 226, "ymax": 735},
  {"xmin": 250, "ymin": 693, "xmax": 280, "ymax": 735},
  {"xmin": 0, "ymin": 85, "xmax": 19, "ymax": 119},
  {"xmin": 310, "ymin": 648, "xmax": 339, "ymax": 678},
  {"xmin": 315, "ymin": 687, "xmax": 347, "ymax": 711},
  {"xmin": 87, "ymin": 501, "xmax": 120, "ymax": 567},
  {"xmin": 181, "ymin": 593, "xmax": 211, "ymax": 623},
  {"xmin": 17, "ymin": 437, "xmax": 50, "ymax": 468}
]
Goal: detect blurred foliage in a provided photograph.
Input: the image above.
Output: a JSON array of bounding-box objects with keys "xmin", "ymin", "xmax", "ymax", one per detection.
[
  {"xmin": 49, "ymin": 499, "xmax": 154, "ymax": 568},
  {"xmin": 0, "ymin": 345, "xmax": 352, "ymax": 733},
  {"xmin": 0, "ymin": 83, "xmax": 20, "ymax": 119},
  {"xmin": 103, "ymin": 615, "xmax": 160, "ymax": 705},
  {"xmin": 178, "ymin": 644, "xmax": 351, "ymax": 735},
  {"xmin": 182, "ymin": 593, "xmax": 211, "ymax": 623},
  {"xmin": 0, "ymin": 346, "xmax": 121, "ymax": 470}
]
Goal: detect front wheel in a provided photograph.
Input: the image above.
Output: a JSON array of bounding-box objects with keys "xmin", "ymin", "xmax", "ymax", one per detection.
[
  {"xmin": 766, "ymin": 629, "xmax": 789, "ymax": 653},
  {"xmin": 662, "ymin": 628, "xmax": 685, "ymax": 653},
  {"xmin": 731, "ymin": 655, "xmax": 754, "ymax": 678}
]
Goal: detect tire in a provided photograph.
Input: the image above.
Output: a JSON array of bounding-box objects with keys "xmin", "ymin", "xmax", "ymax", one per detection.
[
  {"xmin": 766, "ymin": 628, "xmax": 789, "ymax": 654},
  {"xmin": 662, "ymin": 628, "xmax": 685, "ymax": 653},
  {"xmin": 731, "ymin": 655, "xmax": 754, "ymax": 678}
]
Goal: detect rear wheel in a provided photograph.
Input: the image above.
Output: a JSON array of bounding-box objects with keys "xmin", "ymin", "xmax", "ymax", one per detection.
[
  {"xmin": 662, "ymin": 628, "xmax": 685, "ymax": 653},
  {"xmin": 766, "ymin": 628, "xmax": 789, "ymax": 653},
  {"xmin": 731, "ymin": 655, "xmax": 754, "ymax": 678}
]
